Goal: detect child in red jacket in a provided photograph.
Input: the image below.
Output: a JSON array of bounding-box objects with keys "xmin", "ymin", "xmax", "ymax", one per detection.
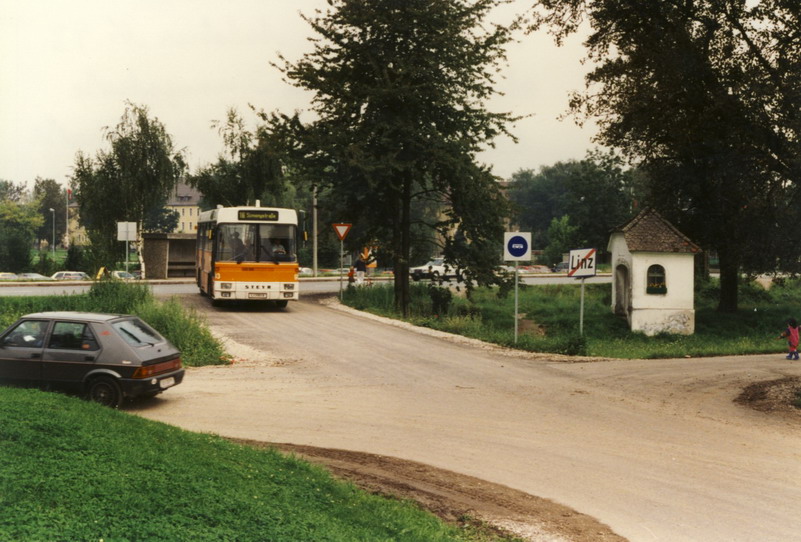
[{"xmin": 779, "ymin": 318, "xmax": 799, "ymax": 360}]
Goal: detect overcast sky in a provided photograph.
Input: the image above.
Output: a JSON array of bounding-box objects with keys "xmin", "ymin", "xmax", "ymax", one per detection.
[{"xmin": 1, "ymin": 0, "xmax": 596, "ymax": 188}]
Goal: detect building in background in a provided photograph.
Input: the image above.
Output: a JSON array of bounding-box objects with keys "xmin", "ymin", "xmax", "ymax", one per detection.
[
  {"xmin": 167, "ymin": 182, "xmax": 202, "ymax": 234},
  {"xmin": 66, "ymin": 181, "xmax": 203, "ymax": 248}
]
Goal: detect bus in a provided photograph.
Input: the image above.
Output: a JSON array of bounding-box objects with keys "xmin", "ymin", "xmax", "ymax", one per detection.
[{"xmin": 196, "ymin": 204, "xmax": 299, "ymax": 307}]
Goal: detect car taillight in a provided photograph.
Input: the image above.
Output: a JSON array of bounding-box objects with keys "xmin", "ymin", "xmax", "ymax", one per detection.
[{"xmin": 132, "ymin": 357, "xmax": 182, "ymax": 379}]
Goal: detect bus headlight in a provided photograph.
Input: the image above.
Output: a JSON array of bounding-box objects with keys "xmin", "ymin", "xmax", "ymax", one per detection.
[
  {"xmin": 284, "ymin": 283, "xmax": 295, "ymax": 290},
  {"xmin": 220, "ymin": 283, "xmax": 233, "ymax": 289}
]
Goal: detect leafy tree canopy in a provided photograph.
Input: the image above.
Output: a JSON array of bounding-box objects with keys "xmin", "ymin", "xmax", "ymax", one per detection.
[
  {"xmin": 508, "ymin": 149, "xmax": 636, "ymax": 254},
  {"xmin": 71, "ymin": 102, "xmax": 185, "ymax": 267},
  {"xmin": 0, "ymin": 180, "xmax": 26, "ymax": 203},
  {"xmin": 188, "ymin": 108, "xmax": 285, "ymax": 210},
  {"xmin": 533, "ymin": 0, "xmax": 801, "ymax": 311},
  {"xmin": 270, "ymin": 0, "xmax": 519, "ymax": 313},
  {"xmin": 0, "ymin": 194, "xmax": 41, "ymax": 272},
  {"xmin": 33, "ymin": 177, "xmax": 66, "ymax": 245}
]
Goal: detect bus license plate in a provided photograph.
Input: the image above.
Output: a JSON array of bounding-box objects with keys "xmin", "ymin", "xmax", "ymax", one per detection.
[{"xmin": 248, "ymin": 293, "xmax": 268, "ymax": 299}]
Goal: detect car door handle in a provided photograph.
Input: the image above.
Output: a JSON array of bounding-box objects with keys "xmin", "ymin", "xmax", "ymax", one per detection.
[
  {"xmin": 30, "ymin": 353, "xmax": 41, "ymax": 359},
  {"xmin": 84, "ymin": 356, "xmax": 95, "ymax": 361}
]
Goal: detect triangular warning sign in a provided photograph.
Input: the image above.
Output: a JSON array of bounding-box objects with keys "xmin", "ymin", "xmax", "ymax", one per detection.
[{"xmin": 332, "ymin": 223, "xmax": 352, "ymax": 241}]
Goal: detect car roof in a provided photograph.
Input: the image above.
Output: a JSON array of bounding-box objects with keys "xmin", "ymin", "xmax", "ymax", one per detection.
[{"xmin": 21, "ymin": 311, "xmax": 130, "ymax": 322}]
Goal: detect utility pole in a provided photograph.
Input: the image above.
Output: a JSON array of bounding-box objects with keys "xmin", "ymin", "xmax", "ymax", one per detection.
[
  {"xmin": 312, "ymin": 185, "xmax": 318, "ymax": 277},
  {"xmin": 49, "ymin": 208, "xmax": 56, "ymax": 263}
]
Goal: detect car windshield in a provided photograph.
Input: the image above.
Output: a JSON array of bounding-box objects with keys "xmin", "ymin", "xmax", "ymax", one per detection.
[{"xmin": 112, "ymin": 318, "xmax": 164, "ymax": 346}]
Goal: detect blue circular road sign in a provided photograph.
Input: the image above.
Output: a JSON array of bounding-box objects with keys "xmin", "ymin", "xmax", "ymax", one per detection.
[{"xmin": 507, "ymin": 235, "xmax": 529, "ymax": 258}]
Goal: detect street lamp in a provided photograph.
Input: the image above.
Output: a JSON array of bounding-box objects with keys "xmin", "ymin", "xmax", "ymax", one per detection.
[{"xmin": 49, "ymin": 208, "xmax": 55, "ymax": 263}]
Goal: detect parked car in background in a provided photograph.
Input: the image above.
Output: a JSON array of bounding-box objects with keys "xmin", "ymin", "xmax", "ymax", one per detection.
[
  {"xmin": 16, "ymin": 273, "xmax": 53, "ymax": 281},
  {"xmin": 551, "ymin": 261, "xmax": 570, "ymax": 273},
  {"xmin": 518, "ymin": 265, "xmax": 552, "ymax": 274},
  {"xmin": 0, "ymin": 312, "xmax": 184, "ymax": 408},
  {"xmin": 409, "ymin": 258, "xmax": 456, "ymax": 281},
  {"xmin": 51, "ymin": 271, "xmax": 91, "ymax": 281},
  {"xmin": 0, "ymin": 273, "xmax": 18, "ymax": 280},
  {"xmin": 111, "ymin": 270, "xmax": 136, "ymax": 280}
]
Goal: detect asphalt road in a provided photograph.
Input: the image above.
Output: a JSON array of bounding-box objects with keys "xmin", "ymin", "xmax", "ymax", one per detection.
[
  {"xmin": 130, "ymin": 295, "xmax": 801, "ymax": 542},
  {"xmin": 0, "ymin": 273, "xmax": 610, "ymax": 297}
]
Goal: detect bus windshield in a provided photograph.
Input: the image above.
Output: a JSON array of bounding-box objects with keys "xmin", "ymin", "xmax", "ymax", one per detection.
[{"xmin": 216, "ymin": 223, "xmax": 297, "ymax": 263}]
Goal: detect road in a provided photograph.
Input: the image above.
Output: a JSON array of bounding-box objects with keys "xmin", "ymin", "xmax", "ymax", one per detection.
[
  {"xmin": 130, "ymin": 294, "xmax": 801, "ymax": 542},
  {"xmin": 0, "ymin": 273, "xmax": 610, "ymax": 297}
]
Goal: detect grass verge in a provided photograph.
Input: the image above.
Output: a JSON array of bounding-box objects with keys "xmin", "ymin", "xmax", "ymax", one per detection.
[
  {"xmin": 341, "ymin": 278, "xmax": 801, "ymax": 359},
  {"xmin": 0, "ymin": 387, "xmax": 514, "ymax": 542},
  {"xmin": 0, "ymin": 280, "xmax": 228, "ymax": 367}
]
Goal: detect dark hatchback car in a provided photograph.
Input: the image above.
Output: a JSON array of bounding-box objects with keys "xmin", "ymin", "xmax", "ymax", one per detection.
[{"xmin": 0, "ymin": 312, "xmax": 184, "ymax": 408}]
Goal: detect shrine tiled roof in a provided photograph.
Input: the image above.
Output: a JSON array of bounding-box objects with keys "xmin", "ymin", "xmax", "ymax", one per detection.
[{"xmin": 614, "ymin": 208, "xmax": 701, "ymax": 253}]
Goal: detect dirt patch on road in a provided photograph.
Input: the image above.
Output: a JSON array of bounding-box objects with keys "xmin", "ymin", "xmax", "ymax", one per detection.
[
  {"xmin": 231, "ymin": 438, "xmax": 625, "ymax": 542},
  {"xmin": 735, "ymin": 377, "xmax": 801, "ymax": 419}
]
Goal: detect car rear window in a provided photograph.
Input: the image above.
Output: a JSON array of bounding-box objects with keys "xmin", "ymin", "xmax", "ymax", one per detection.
[
  {"xmin": 112, "ymin": 318, "xmax": 164, "ymax": 346},
  {"xmin": 48, "ymin": 321, "xmax": 100, "ymax": 351}
]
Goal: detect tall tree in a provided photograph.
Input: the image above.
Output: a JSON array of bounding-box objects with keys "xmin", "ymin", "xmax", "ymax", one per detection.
[
  {"xmin": 534, "ymin": 0, "xmax": 801, "ymax": 311},
  {"xmin": 71, "ymin": 102, "xmax": 185, "ymax": 267},
  {"xmin": 0, "ymin": 184, "xmax": 41, "ymax": 272},
  {"xmin": 272, "ymin": 0, "xmax": 518, "ymax": 314},
  {"xmin": 33, "ymin": 177, "xmax": 66, "ymax": 247},
  {"xmin": 0, "ymin": 180, "xmax": 25, "ymax": 203},
  {"xmin": 188, "ymin": 108, "xmax": 285, "ymax": 209},
  {"xmin": 508, "ymin": 150, "xmax": 636, "ymax": 254}
]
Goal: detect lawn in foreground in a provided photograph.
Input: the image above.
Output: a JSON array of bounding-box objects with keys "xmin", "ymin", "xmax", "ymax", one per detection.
[{"xmin": 0, "ymin": 388, "xmax": 507, "ymax": 542}]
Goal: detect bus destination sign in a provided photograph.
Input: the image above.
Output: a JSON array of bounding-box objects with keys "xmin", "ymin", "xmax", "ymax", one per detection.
[{"xmin": 238, "ymin": 210, "xmax": 279, "ymax": 221}]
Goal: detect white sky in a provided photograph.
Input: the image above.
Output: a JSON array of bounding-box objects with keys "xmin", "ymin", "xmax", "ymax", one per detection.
[{"xmin": 0, "ymin": 0, "xmax": 596, "ymax": 188}]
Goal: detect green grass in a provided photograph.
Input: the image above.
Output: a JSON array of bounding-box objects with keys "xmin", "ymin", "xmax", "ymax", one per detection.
[
  {"xmin": 0, "ymin": 387, "xmax": 508, "ymax": 542},
  {"xmin": 341, "ymin": 278, "xmax": 801, "ymax": 359},
  {"xmin": 0, "ymin": 280, "xmax": 229, "ymax": 367}
]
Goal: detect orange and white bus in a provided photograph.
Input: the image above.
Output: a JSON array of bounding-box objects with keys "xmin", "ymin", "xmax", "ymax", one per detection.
[{"xmin": 196, "ymin": 204, "xmax": 299, "ymax": 307}]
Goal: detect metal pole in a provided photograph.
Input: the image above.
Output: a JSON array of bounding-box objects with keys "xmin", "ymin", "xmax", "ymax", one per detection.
[
  {"xmin": 65, "ymin": 189, "xmax": 69, "ymax": 249},
  {"xmin": 580, "ymin": 277, "xmax": 585, "ymax": 335},
  {"xmin": 339, "ymin": 238, "xmax": 344, "ymax": 298},
  {"xmin": 49, "ymin": 208, "xmax": 55, "ymax": 263},
  {"xmin": 514, "ymin": 261, "xmax": 519, "ymax": 343},
  {"xmin": 312, "ymin": 185, "xmax": 318, "ymax": 277}
]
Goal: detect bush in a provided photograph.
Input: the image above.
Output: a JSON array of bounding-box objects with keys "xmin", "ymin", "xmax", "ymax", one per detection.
[
  {"xmin": 0, "ymin": 282, "xmax": 227, "ymax": 367},
  {"xmin": 64, "ymin": 245, "xmax": 88, "ymax": 273},
  {"xmin": 428, "ymin": 285, "xmax": 452, "ymax": 316}
]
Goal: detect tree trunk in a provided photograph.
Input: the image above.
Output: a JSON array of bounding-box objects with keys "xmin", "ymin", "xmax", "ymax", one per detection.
[
  {"xmin": 717, "ymin": 250, "xmax": 739, "ymax": 312},
  {"xmin": 392, "ymin": 192, "xmax": 402, "ymax": 313},
  {"xmin": 399, "ymin": 176, "xmax": 412, "ymax": 318}
]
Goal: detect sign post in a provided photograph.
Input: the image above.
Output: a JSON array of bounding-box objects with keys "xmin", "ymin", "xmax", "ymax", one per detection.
[
  {"xmin": 332, "ymin": 223, "xmax": 352, "ymax": 296},
  {"xmin": 504, "ymin": 232, "xmax": 531, "ymax": 343},
  {"xmin": 567, "ymin": 248, "xmax": 597, "ymax": 335},
  {"xmin": 116, "ymin": 222, "xmax": 137, "ymax": 272}
]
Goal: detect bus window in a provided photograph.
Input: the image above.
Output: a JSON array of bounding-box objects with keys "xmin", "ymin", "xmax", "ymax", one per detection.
[
  {"xmin": 257, "ymin": 224, "xmax": 296, "ymax": 262},
  {"xmin": 217, "ymin": 225, "xmax": 254, "ymax": 262}
]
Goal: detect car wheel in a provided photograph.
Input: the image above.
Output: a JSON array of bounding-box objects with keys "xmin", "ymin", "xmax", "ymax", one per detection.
[
  {"xmin": 87, "ymin": 376, "xmax": 124, "ymax": 408},
  {"xmin": 411, "ymin": 273, "xmax": 421, "ymax": 282},
  {"xmin": 431, "ymin": 271, "xmax": 440, "ymax": 280}
]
